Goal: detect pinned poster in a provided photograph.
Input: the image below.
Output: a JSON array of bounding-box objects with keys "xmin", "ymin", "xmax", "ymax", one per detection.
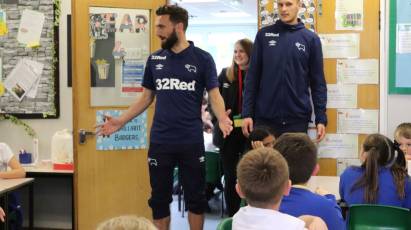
[
  {"xmin": 337, "ymin": 59, "xmax": 379, "ymax": 84},
  {"xmin": 96, "ymin": 110, "xmax": 147, "ymax": 150},
  {"xmin": 0, "ymin": 10, "xmax": 8, "ymax": 36},
  {"xmin": 337, "ymin": 109, "xmax": 379, "ymax": 134},
  {"xmin": 17, "ymin": 9, "xmax": 45, "ymax": 46},
  {"xmin": 318, "ymin": 134, "xmax": 358, "ymax": 158},
  {"xmin": 335, "ymin": 0, "xmax": 364, "ymax": 31},
  {"xmin": 337, "ymin": 158, "xmax": 361, "ymax": 175},
  {"xmin": 327, "ymin": 84, "xmax": 357, "ymax": 108},
  {"xmin": 396, "ymin": 24, "xmax": 411, "ymax": 54},
  {"xmin": 319, "ymin": 33, "xmax": 360, "ymax": 58}
]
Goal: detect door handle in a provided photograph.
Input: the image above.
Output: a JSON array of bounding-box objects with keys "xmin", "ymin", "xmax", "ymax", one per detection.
[{"xmin": 79, "ymin": 129, "xmax": 95, "ymax": 144}]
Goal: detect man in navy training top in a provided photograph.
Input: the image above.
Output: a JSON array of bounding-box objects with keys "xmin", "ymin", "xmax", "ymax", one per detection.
[
  {"xmin": 242, "ymin": 0, "xmax": 327, "ymax": 141},
  {"xmin": 98, "ymin": 5, "xmax": 233, "ymax": 230}
]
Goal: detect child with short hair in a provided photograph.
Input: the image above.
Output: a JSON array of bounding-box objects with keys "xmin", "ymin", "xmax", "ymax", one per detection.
[
  {"xmin": 394, "ymin": 122, "xmax": 411, "ymax": 160},
  {"xmin": 96, "ymin": 215, "xmax": 157, "ymax": 230},
  {"xmin": 233, "ymin": 147, "xmax": 327, "ymax": 230},
  {"xmin": 274, "ymin": 133, "xmax": 344, "ymax": 230},
  {"xmin": 247, "ymin": 126, "xmax": 275, "ymax": 150},
  {"xmin": 339, "ymin": 133, "xmax": 411, "ymax": 208}
]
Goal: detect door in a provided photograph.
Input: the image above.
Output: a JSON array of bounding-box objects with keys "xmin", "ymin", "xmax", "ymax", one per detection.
[{"xmin": 72, "ymin": 0, "xmax": 165, "ymax": 229}]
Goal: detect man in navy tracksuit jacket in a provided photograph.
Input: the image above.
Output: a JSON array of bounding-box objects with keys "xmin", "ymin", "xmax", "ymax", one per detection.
[{"xmin": 242, "ymin": 0, "xmax": 327, "ymax": 141}]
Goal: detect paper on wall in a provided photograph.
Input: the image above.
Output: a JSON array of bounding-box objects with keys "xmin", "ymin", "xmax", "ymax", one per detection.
[
  {"xmin": 319, "ymin": 33, "xmax": 360, "ymax": 58},
  {"xmin": 335, "ymin": 0, "xmax": 363, "ymax": 31},
  {"xmin": 337, "ymin": 158, "xmax": 362, "ymax": 175},
  {"xmin": 397, "ymin": 24, "xmax": 411, "ymax": 54},
  {"xmin": 4, "ymin": 59, "xmax": 42, "ymax": 101},
  {"xmin": 17, "ymin": 9, "xmax": 45, "ymax": 46},
  {"xmin": 24, "ymin": 59, "xmax": 44, "ymax": 98},
  {"xmin": 337, "ymin": 59, "xmax": 379, "ymax": 84},
  {"xmin": 318, "ymin": 134, "xmax": 358, "ymax": 158},
  {"xmin": 337, "ymin": 109, "xmax": 379, "ymax": 134},
  {"xmin": 327, "ymin": 84, "xmax": 357, "ymax": 108}
]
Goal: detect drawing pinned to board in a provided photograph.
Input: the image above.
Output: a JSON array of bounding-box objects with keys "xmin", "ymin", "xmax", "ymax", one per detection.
[
  {"xmin": 119, "ymin": 13, "xmax": 133, "ymax": 33},
  {"xmin": 134, "ymin": 15, "xmax": 148, "ymax": 33},
  {"xmin": 0, "ymin": 10, "xmax": 8, "ymax": 36},
  {"xmin": 17, "ymin": 9, "xmax": 45, "ymax": 46},
  {"xmin": 335, "ymin": 0, "xmax": 364, "ymax": 31}
]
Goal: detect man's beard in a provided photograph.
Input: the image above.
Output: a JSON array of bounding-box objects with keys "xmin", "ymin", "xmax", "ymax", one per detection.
[{"xmin": 161, "ymin": 29, "xmax": 178, "ymax": 50}]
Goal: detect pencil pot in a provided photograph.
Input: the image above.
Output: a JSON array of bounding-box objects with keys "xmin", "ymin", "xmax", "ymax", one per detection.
[{"xmin": 19, "ymin": 152, "xmax": 32, "ymax": 164}]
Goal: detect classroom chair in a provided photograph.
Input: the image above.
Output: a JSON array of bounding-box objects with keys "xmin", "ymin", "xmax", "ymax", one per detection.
[
  {"xmin": 217, "ymin": 217, "xmax": 232, "ymax": 230},
  {"xmin": 205, "ymin": 151, "xmax": 225, "ymax": 217},
  {"xmin": 348, "ymin": 204, "xmax": 411, "ymax": 230}
]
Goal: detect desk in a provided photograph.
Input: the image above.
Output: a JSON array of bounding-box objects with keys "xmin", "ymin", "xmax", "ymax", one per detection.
[
  {"xmin": 307, "ymin": 176, "xmax": 340, "ymax": 200},
  {"xmin": 23, "ymin": 166, "xmax": 73, "ymax": 229},
  {"xmin": 0, "ymin": 178, "xmax": 34, "ymax": 230}
]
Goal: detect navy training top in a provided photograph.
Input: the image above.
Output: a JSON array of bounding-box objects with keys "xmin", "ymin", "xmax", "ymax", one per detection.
[
  {"xmin": 242, "ymin": 19, "xmax": 327, "ymax": 125},
  {"xmin": 142, "ymin": 41, "xmax": 219, "ymax": 144}
]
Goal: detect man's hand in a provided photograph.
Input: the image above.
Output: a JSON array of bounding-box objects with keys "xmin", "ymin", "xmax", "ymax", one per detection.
[
  {"xmin": 96, "ymin": 115, "xmax": 124, "ymax": 136},
  {"xmin": 241, "ymin": 117, "xmax": 253, "ymax": 137},
  {"xmin": 218, "ymin": 110, "xmax": 233, "ymax": 138},
  {"xmin": 316, "ymin": 123, "xmax": 326, "ymax": 142}
]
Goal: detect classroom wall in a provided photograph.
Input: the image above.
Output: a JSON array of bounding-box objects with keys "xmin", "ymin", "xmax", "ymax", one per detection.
[
  {"xmin": 0, "ymin": 0, "xmax": 72, "ymax": 161},
  {"xmin": 387, "ymin": 96, "xmax": 411, "ymax": 138}
]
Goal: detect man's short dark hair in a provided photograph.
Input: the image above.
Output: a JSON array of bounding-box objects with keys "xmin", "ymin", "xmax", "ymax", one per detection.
[
  {"xmin": 273, "ymin": 133, "xmax": 317, "ymax": 185},
  {"xmin": 156, "ymin": 4, "xmax": 188, "ymax": 31}
]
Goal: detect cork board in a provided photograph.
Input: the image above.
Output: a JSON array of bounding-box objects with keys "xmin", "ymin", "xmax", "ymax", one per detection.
[{"xmin": 0, "ymin": 0, "xmax": 59, "ymax": 118}]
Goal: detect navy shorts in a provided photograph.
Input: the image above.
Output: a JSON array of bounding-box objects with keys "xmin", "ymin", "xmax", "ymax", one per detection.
[{"xmin": 147, "ymin": 143, "xmax": 206, "ymax": 219}]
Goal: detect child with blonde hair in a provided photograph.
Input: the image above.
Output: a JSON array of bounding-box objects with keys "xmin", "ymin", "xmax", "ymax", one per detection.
[
  {"xmin": 394, "ymin": 122, "xmax": 411, "ymax": 160},
  {"xmin": 97, "ymin": 215, "xmax": 157, "ymax": 230}
]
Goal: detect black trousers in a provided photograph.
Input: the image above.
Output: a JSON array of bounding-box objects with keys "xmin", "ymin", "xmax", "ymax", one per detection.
[
  {"xmin": 220, "ymin": 128, "xmax": 246, "ymax": 217},
  {"xmin": 256, "ymin": 120, "xmax": 309, "ymax": 138}
]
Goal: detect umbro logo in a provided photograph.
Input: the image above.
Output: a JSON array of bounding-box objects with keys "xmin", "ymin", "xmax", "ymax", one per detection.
[
  {"xmin": 185, "ymin": 64, "xmax": 197, "ymax": 73},
  {"xmin": 155, "ymin": 64, "xmax": 163, "ymax": 70},
  {"xmin": 295, "ymin": 42, "xmax": 305, "ymax": 52},
  {"xmin": 265, "ymin": 32, "xmax": 279, "ymax": 37},
  {"xmin": 223, "ymin": 83, "xmax": 230, "ymax": 88},
  {"xmin": 268, "ymin": 40, "xmax": 277, "ymax": 46},
  {"xmin": 151, "ymin": 55, "xmax": 166, "ymax": 60}
]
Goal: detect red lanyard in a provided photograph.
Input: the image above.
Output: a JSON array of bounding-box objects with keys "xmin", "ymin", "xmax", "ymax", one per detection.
[{"xmin": 238, "ymin": 68, "xmax": 243, "ymax": 113}]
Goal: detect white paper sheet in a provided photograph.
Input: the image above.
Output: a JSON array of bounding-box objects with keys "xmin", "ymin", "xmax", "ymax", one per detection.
[
  {"xmin": 4, "ymin": 59, "xmax": 42, "ymax": 101},
  {"xmin": 337, "ymin": 158, "xmax": 362, "ymax": 175},
  {"xmin": 24, "ymin": 59, "xmax": 44, "ymax": 98},
  {"xmin": 327, "ymin": 84, "xmax": 357, "ymax": 108},
  {"xmin": 337, "ymin": 109, "xmax": 379, "ymax": 134},
  {"xmin": 318, "ymin": 134, "xmax": 358, "ymax": 158},
  {"xmin": 17, "ymin": 9, "xmax": 45, "ymax": 46},
  {"xmin": 397, "ymin": 24, "xmax": 411, "ymax": 54},
  {"xmin": 319, "ymin": 34, "xmax": 360, "ymax": 58},
  {"xmin": 337, "ymin": 59, "xmax": 379, "ymax": 84},
  {"xmin": 335, "ymin": 0, "xmax": 363, "ymax": 31}
]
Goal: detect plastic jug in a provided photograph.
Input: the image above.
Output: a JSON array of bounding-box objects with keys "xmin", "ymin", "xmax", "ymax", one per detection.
[{"xmin": 51, "ymin": 129, "xmax": 73, "ymax": 170}]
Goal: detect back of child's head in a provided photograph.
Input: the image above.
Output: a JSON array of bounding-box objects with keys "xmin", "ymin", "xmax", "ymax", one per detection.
[
  {"xmin": 394, "ymin": 123, "xmax": 411, "ymax": 139},
  {"xmin": 273, "ymin": 133, "xmax": 317, "ymax": 185},
  {"xmin": 353, "ymin": 133, "xmax": 407, "ymax": 203},
  {"xmin": 96, "ymin": 215, "xmax": 156, "ymax": 230},
  {"xmin": 247, "ymin": 126, "xmax": 274, "ymax": 149},
  {"xmin": 236, "ymin": 147, "xmax": 289, "ymax": 207}
]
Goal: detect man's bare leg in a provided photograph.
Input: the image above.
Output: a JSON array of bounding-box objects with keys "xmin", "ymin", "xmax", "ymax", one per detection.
[
  {"xmin": 154, "ymin": 216, "xmax": 170, "ymax": 230},
  {"xmin": 188, "ymin": 212, "xmax": 204, "ymax": 230}
]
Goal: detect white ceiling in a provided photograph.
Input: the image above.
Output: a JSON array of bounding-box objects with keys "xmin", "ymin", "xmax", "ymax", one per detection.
[{"xmin": 169, "ymin": 0, "xmax": 258, "ymax": 25}]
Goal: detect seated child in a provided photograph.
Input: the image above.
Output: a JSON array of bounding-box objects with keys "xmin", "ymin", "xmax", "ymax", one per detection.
[
  {"xmin": 233, "ymin": 147, "xmax": 327, "ymax": 230},
  {"xmin": 247, "ymin": 126, "xmax": 275, "ymax": 150},
  {"xmin": 97, "ymin": 215, "xmax": 156, "ymax": 230},
  {"xmin": 274, "ymin": 133, "xmax": 345, "ymax": 230},
  {"xmin": 0, "ymin": 142, "xmax": 26, "ymax": 228},
  {"xmin": 394, "ymin": 122, "xmax": 411, "ymax": 161},
  {"xmin": 0, "ymin": 143, "xmax": 26, "ymax": 179},
  {"xmin": 339, "ymin": 133, "xmax": 411, "ymax": 208}
]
